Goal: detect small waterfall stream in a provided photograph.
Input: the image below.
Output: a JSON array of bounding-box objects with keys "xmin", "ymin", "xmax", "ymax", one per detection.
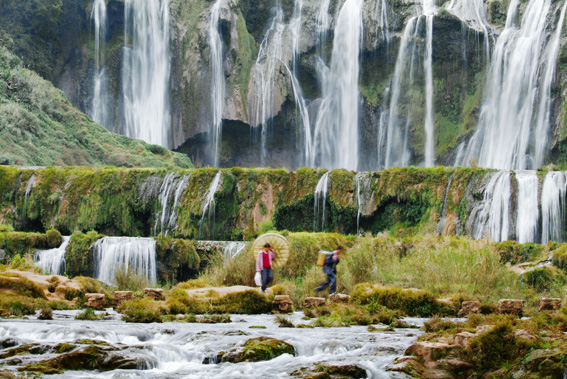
[
  {"xmin": 313, "ymin": 172, "xmax": 330, "ymax": 231},
  {"xmin": 90, "ymin": 0, "xmax": 110, "ymax": 127},
  {"xmin": 34, "ymin": 236, "xmax": 70, "ymax": 275},
  {"xmin": 208, "ymin": 0, "xmax": 225, "ymax": 167},
  {"xmin": 154, "ymin": 173, "xmax": 190, "ymax": 236},
  {"xmin": 198, "ymin": 171, "xmax": 223, "ymax": 239},
  {"xmin": 541, "ymin": 172, "xmax": 567, "ymax": 243},
  {"xmin": 122, "ymin": 0, "xmax": 172, "ymax": 147},
  {"xmin": 93, "ymin": 237, "xmax": 157, "ymax": 285},
  {"xmin": 471, "ymin": 171, "xmax": 511, "ymax": 242},
  {"xmin": 515, "ymin": 171, "xmax": 539, "ymax": 243}
]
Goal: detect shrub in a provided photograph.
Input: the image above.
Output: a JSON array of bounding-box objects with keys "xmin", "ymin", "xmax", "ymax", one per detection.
[
  {"xmin": 211, "ymin": 290, "xmax": 272, "ymax": 314},
  {"xmin": 351, "ymin": 283, "xmax": 443, "ymax": 317},
  {"xmin": 117, "ymin": 298, "xmax": 163, "ymax": 323},
  {"xmin": 423, "ymin": 317, "xmax": 459, "ymax": 333},
  {"xmin": 174, "ymin": 278, "xmax": 210, "ymax": 289},
  {"xmin": 522, "ymin": 266, "xmax": 566, "ymax": 292},
  {"xmin": 75, "ymin": 308, "xmax": 103, "ymax": 321},
  {"xmin": 0, "ymin": 274, "xmax": 46, "ymax": 299},
  {"xmin": 45, "ymin": 229, "xmax": 62, "ymax": 248},
  {"xmin": 38, "ymin": 308, "xmax": 53, "ymax": 320},
  {"xmin": 113, "ymin": 268, "xmax": 150, "ymax": 292}
]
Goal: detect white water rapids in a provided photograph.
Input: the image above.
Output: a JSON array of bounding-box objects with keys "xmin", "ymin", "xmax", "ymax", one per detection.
[{"xmin": 0, "ymin": 312, "xmax": 423, "ymax": 378}]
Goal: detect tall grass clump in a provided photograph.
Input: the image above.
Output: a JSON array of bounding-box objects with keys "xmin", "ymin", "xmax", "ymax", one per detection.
[{"xmin": 114, "ymin": 268, "xmax": 151, "ymax": 292}]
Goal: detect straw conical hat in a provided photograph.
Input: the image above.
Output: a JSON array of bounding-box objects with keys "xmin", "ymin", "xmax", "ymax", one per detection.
[{"xmin": 251, "ymin": 233, "xmax": 290, "ymax": 269}]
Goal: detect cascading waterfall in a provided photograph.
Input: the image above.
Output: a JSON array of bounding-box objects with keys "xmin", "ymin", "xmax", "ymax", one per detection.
[
  {"xmin": 380, "ymin": 0, "xmax": 436, "ymax": 169},
  {"xmin": 34, "ymin": 236, "xmax": 70, "ymax": 275},
  {"xmin": 249, "ymin": 3, "xmax": 285, "ymax": 166},
  {"xmin": 457, "ymin": 0, "xmax": 567, "ymax": 170},
  {"xmin": 314, "ymin": 172, "xmax": 330, "ymax": 231},
  {"xmin": 198, "ymin": 171, "xmax": 222, "ymax": 239},
  {"xmin": 313, "ymin": 0, "xmax": 362, "ymax": 170},
  {"xmin": 153, "ymin": 173, "xmax": 190, "ymax": 236},
  {"xmin": 93, "ymin": 237, "xmax": 157, "ymax": 285},
  {"xmin": 122, "ymin": 0, "xmax": 171, "ymax": 148},
  {"xmin": 471, "ymin": 171, "xmax": 511, "ymax": 242},
  {"xmin": 90, "ymin": 0, "xmax": 110, "ymax": 127},
  {"xmin": 447, "ymin": 0, "xmax": 493, "ymax": 54},
  {"xmin": 374, "ymin": 0, "xmax": 390, "ymax": 45},
  {"xmin": 24, "ymin": 175, "xmax": 36, "ymax": 201},
  {"xmin": 541, "ymin": 172, "xmax": 567, "ymax": 243},
  {"xmin": 515, "ymin": 171, "xmax": 539, "ymax": 243},
  {"xmin": 208, "ymin": 0, "xmax": 225, "ymax": 167}
]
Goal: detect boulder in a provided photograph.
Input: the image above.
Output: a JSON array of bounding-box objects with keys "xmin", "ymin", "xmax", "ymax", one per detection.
[
  {"xmin": 497, "ymin": 299, "xmax": 524, "ymax": 316},
  {"xmin": 273, "ymin": 295, "xmax": 293, "ymax": 313},
  {"xmin": 458, "ymin": 301, "xmax": 481, "ymax": 317},
  {"xmin": 454, "ymin": 332, "xmax": 476, "ymax": 348},
  {"xmin": 144, "ymin": 288, "xmax": 164, "ymax": 301},
  {"xmin": 538, "ymin": 298, "xmax": 561, "ymax": 311},
  {"xmin": 303, "ymin": 297, "xmax": 326, "ymax": 308},
  {"xmin": 217, "ymin": 337, "xmax": 295, "ymax": 363},
  {"xmin": 329, "ymin": 293, "xmax": 350, "ymax": 303},
  {"xmin": 85, "ymin": 293, "xmax": 105, "ymax": 310},
  {"xmin": 112, "ymin": 291, "xmax": 133, "ymax": 307},
  {"xmin": 404, "ymin": 341, "xmax": 459, "ymax": 362}
]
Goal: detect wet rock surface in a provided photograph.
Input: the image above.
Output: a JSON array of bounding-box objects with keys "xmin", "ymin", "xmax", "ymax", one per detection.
[
  {"xmin": 85, "ymin": 293, "xmax": 106, "ymax": 310},
  {"xmin": 217, "ymin": 336, "xmax": 295, "ymax": 363}
]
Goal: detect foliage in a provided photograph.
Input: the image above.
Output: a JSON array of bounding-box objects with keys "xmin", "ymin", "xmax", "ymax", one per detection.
[
  {"xmin": 65, "ymin": 231, "xmax": 102, "ymax": 277},
  {"xmin": 0, "ymin": 273, "xmax": 46, "ymax": 299},
  {"xmin": 306, "ymin": 302, "xmax": 400, "ymax": 327},
  {"xmin": 116, "ymin": 297, "xmax": 163, "ymax": 323},
  {"xmin": 75, "ymin": 308, "xmax": 103, "ymax": 321},
  {"xmin": 113, "ymin": 268, "xmax": 151, "ymax": 292}
]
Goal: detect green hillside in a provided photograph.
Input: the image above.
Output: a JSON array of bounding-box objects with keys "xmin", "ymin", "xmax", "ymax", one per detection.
[{"xmin": 0, "ymin": 41, "xmax": 192, "ymax": 168}]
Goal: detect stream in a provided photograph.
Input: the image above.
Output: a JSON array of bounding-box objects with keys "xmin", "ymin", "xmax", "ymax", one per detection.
[{"xmin": 0, "ymin": 311, "xmax": 423, "ymax": 378}]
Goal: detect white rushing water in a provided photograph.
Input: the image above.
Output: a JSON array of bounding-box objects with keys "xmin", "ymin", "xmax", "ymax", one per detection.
[
  {"xmin": 381, "ymin": 0, "xmax": 436, "ymax": 169},
  {"xmin": 93, "ymin": 237, "xmax": 157, "ymax": 285},
  {"xmin": 222, "ymin": 241, "xmax": 248, "ymax": 259},
  {"xmin": 458, "ymin": 0, "xmax": 567, "ymax": 170},
  {"xmin": 541, "ymin": 172, "xmax": 567, "ymax": 243},
  {"xmin": 199, "ymin": 171, "xmax": 222, "ymax": 239},
  {"xmin": 313, "ymin": 172, "xmax": 330, "ymax": 231},
  {"xmin": 515, "ymin": 171, "xmax": 539, "ymax": 243},
  {"xmin": 90, "ymin": 0, "xmax": 110, "ymax": 127},
  {"xmin": 209, "ymin": 0, "xmax": 225, "ymax": 167},
  {"xmin": 0, "ymin": 313, "xmax": 423, "ymax": 378},
  {"xmin": 34, "ymin": 236, "xmax": 70, "ymax": 276},
  {"xmin": 471, "ymin": 171, "xmax": 511, "ymax": 242},
  {"xmin": 447, "ymin": 0, "xmax": 493, "ymax": 55},
  {"xmin": 314, "ymin": 0, "xmax": 362, "ymax": 170},
  {"xmin": 24, "ymin": 174, "xmax": 36, "ymax": 201},
  {"xmin": 122, "ymin": 0, "xmax": 172, "ymax": 147},
  {"xmin": 154, "ymin": 173, "xmax": 190, "ymax": 236}
]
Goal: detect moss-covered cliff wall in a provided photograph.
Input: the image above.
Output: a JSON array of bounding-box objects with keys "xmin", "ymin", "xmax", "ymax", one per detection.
[{"xmin": 0, "ymin": 165, "xmax": 496, "ymax": 241}]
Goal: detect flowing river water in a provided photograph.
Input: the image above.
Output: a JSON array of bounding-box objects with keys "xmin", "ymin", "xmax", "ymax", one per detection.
[{"xmin": 0, "ymin": 311, "xmax": 423, "ymax": 378}]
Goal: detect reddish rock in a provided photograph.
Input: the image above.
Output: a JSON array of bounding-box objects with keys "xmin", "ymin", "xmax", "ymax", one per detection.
[
  {"xmin": 273, "ymin": 295, "xmax": 293, "ymax": 313},
  {"xmin": 329, "ymin": 293, "xmax": 350, "ymax": 303},
  {"xmin": 455, "ymin": 332, "xmax": 476, "ymax": 348},
  {"xmin": 458, "ymin": 301, "xmax": 481, "ymax": 317},
  {"xmin": 144, "ymin": 288, "xmax": 164, "ymax": 301},
  {"xmin": 85, "ymin": 293, "xmax": 105, "ymax": 310},
  {"xmin": 303, "ymin": 297, "xmax": 326, "ymax": 308},
  {"xmin": 497, "ymin": 299, "xmax": 524, "ymax": 317},
  {"xmin": 112, "ymin": 291, "xmax": 133, "ymax": 307},
  {"xmin": 539, "ymin": 298, "xmax": 561, "ymax": 311}
]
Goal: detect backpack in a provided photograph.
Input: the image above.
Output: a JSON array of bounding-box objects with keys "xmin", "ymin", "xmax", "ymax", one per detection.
[{"xmin": 317, "ymin": 250, "xmax": 332, "ymax": 266}]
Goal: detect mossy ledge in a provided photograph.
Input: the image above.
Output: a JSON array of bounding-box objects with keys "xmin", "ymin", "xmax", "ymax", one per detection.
[{"xmin": 0, "ymin": 166, "xmax": 494, "ymax": 240}]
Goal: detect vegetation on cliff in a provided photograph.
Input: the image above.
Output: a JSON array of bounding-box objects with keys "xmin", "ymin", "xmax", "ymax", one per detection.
[{"xmin": 0, "ymin": 43, "xmax": 192, "ymax": 168}]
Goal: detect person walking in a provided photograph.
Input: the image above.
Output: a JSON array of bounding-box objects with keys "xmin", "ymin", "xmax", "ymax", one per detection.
[
  {"xmin": 315, "ymin": 246, "xmax": 343, "ymax": 294},
  {"xmin": 256, "ymin": 243, "xmax": 276, "ymax": 293}
]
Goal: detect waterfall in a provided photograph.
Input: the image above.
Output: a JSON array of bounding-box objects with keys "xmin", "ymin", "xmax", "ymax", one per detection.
[
  {"xmin": 198, "ymin": 171, "xmax": 222, "ymax": 239},
  {"xmin": 313, "ymin": 172, "xmax": 330, "ymax": 231},
  {"xmin": 459, "ymin": 0, "xmax": 567, "ymax": 170},
  {"xmin": 381, "ymin": 0, "xmax": 436, "ymax": 169},
  {"xmin": 222, "ymin": 241, "xmax": 247, "ymax": 259},
  {"xmin": 447, "ymin": 0, "xmax": 493, "ymax": 54},
  {"xmin": 374, "ymin": 0, "xmax": 390, "ymax": 45},
  {"xmin": 35, "ymin": 236, "xmax": 70, "ymax": 275},
  {"xmin": 471, "ymin": 171, "xmax": 511, "ymax": 242},
  {"xmin": 436, "ymin": 175, "xmax": 453, "ymax": 235},
  {"xmin": 356, "ymin": 175, "xmax": 362, "ymax": 234},
  {"xmin": 90, "ymin": 0, "xmax": 110, "ymax": 127},
  {"xmin": 515, "ymin": 171, "xmax": 539, "ymax": 243},
  {"xmin": 314, "ymin": 0, "xmax": 362, "ymax": 170},
  {"xmin": 24, "ymin": 174, "xmax": 36, "ymax": 201},
  {"xmin": 249, "ymin": 4, "xmax": 285, "ymax": 166},
  {"xmin": 316, "ymin": 0, "xmax": 331, "ymax": 40},
  {"xmin": 93, "ymin": 237, "xmax": 157, "ymax": 285},
  {"xmin": 154, "ymin": 173, "xmax": 190, "ymax": 236},
  {"xmin": 208, "ymin": 0, "xmax": 225, "ymax": 167},
  {"xmin": 122, "ymin": 0, "xmax": 171, "ymax": 148},
  {"xmin": 541, "ymin": 172, "xmax": 567, "ymax": 243}
]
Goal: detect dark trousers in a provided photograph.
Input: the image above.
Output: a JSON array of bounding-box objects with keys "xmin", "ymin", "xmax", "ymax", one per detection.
[
  {"xmin": 316, "ymin": 271, "xmax": 337, "ymax": 294},
  {"xmin": 261, "ymin": 267, "xmax": 273, "ymax": 292}
]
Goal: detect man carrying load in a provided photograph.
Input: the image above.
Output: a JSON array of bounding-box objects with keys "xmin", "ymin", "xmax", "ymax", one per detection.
[{"xmin": 315, "ymin": 246, "xmax": 343, "ymax": 295}]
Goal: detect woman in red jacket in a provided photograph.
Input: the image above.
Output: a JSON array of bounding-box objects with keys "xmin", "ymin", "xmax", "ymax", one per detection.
[{"xmin": 256, "ymin": 243, "xmax": 276, "ymax": 293}]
